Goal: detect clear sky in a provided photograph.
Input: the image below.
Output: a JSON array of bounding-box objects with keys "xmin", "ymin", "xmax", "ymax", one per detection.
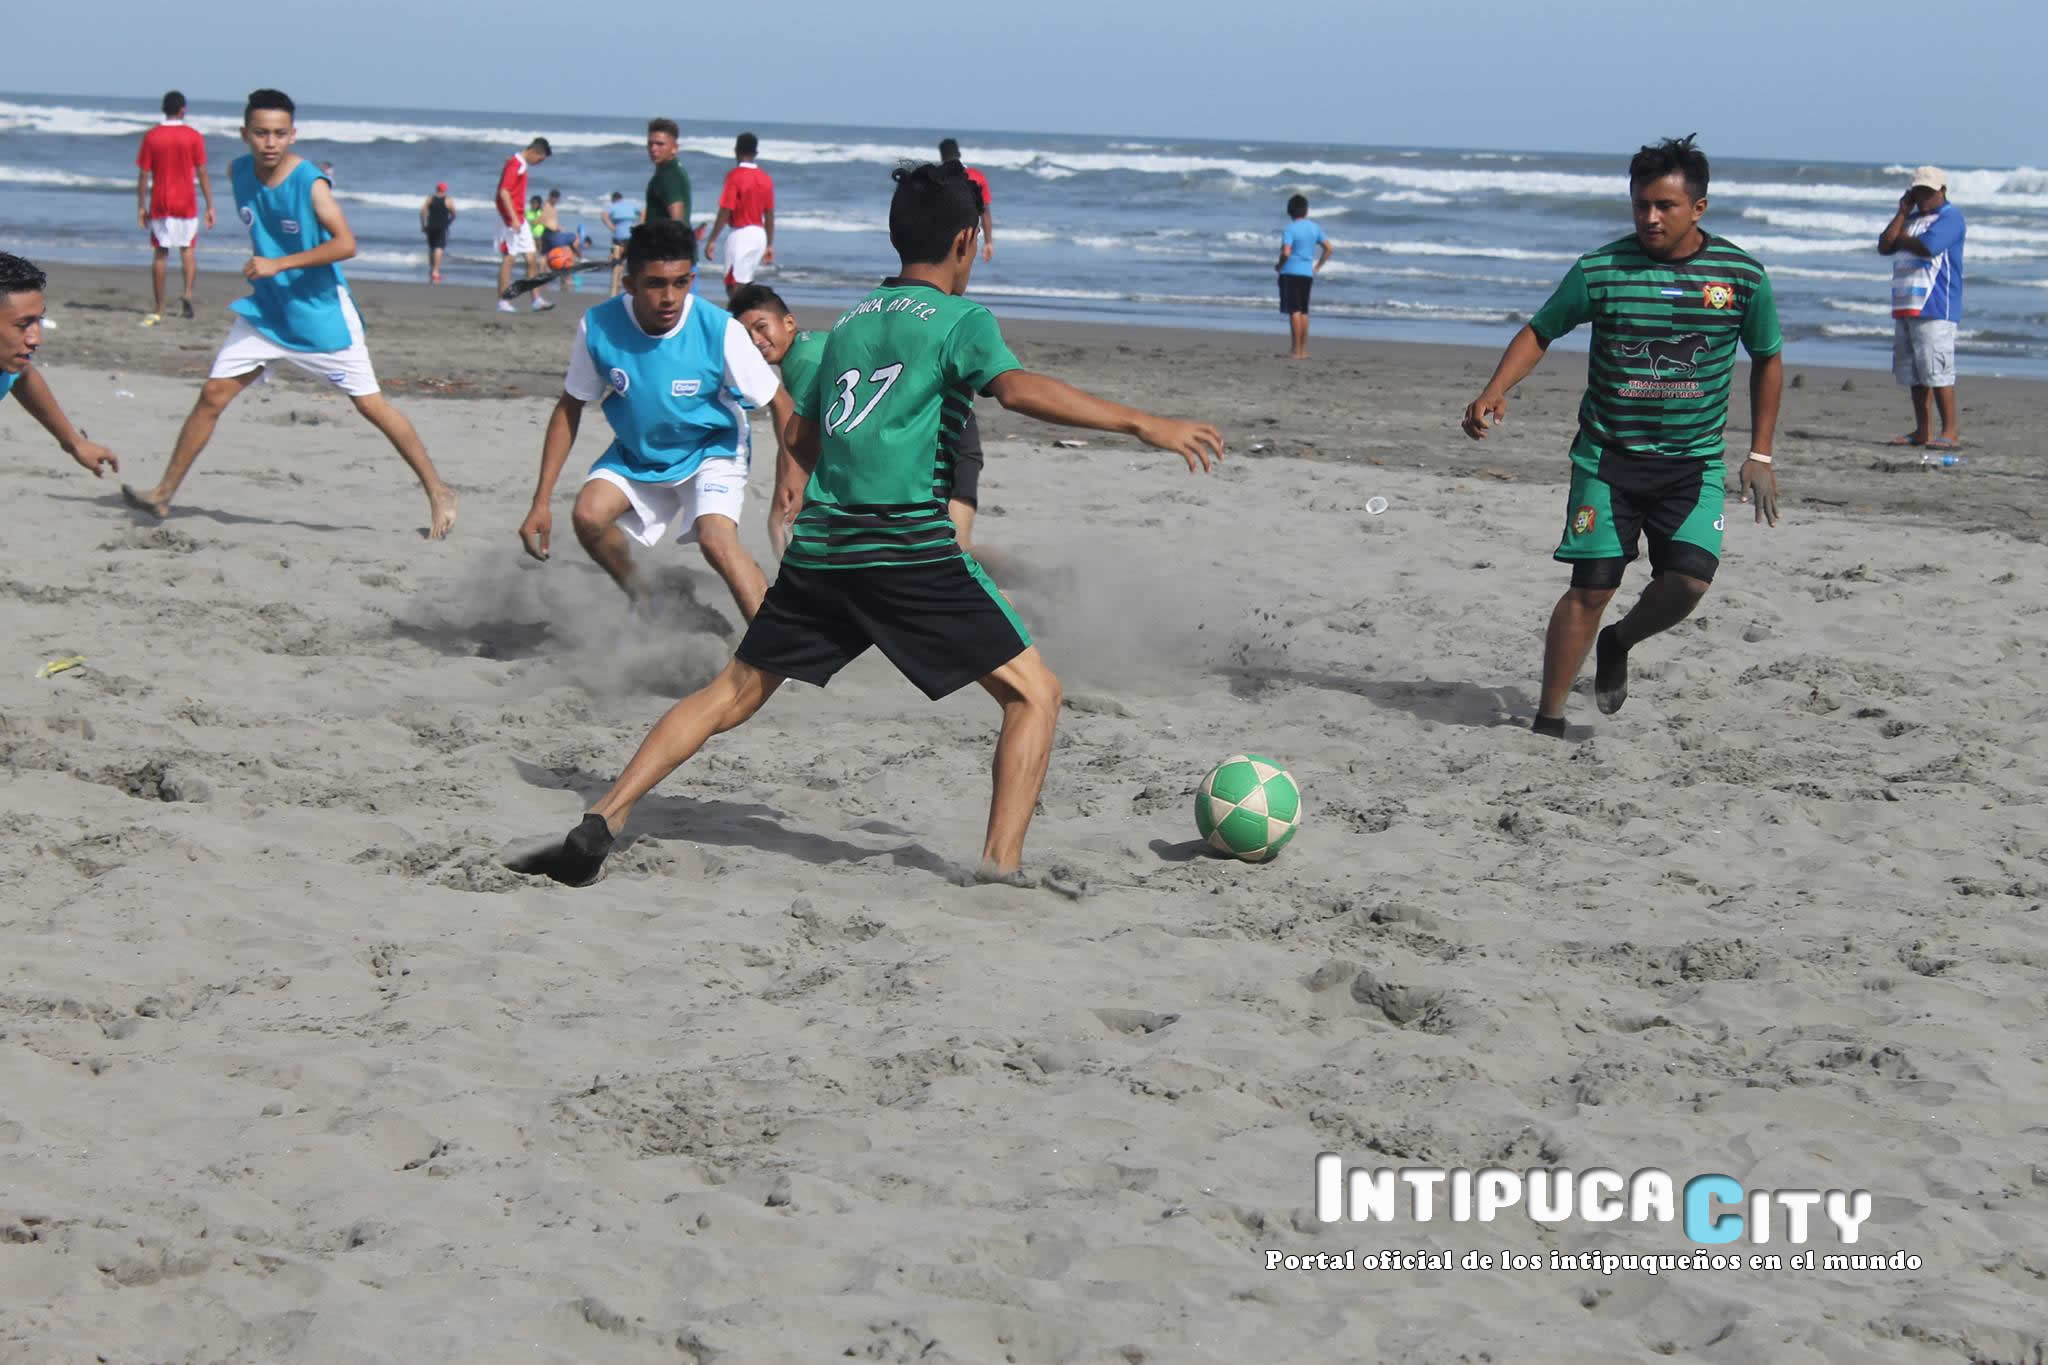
[{"xmin": 13, "ymin": 0, "xmax": 2041, "ymax": 166}]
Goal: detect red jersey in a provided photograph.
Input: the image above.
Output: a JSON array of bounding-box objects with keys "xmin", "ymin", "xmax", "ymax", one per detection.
[
  {"xmin": 964, "ymin": 166, "xmax": 991, "ymax": 210},
  {"xmin": 137, "ymin": 122, "xmax": 206, "ymax": 219},
  {"xmin": 718, "ymin": 163, "xmax": 775, "ymax": 229},
  {"xmin": 496, "ymin": 152, "xmax": 528, "ymax": 225}
]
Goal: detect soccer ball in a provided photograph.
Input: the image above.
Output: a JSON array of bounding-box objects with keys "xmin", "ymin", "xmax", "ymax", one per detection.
[
  {"xmin": 545, "ymin": 245, "xmax": 578, "ymax": 270},
  {"xmin": 1195, "ymin": 754, "xmax": 1302, "ymax": 862}
]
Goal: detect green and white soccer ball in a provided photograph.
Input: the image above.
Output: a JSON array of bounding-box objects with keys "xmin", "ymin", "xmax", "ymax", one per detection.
[{"xmin": 1195, "ymin": 754, "xmax": 1302, "ymax": 862}]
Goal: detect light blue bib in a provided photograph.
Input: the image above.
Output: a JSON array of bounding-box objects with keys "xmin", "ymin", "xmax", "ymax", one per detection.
[
  {"xmin": 229, "ymin": 157, "xmax": 353, "ymax": 352},
  {"xmin": 586, "ymin": 295, "xmax": 751, "ymax": 484}
]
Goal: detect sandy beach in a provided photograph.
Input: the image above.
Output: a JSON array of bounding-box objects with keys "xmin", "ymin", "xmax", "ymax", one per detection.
[{"xmin": 3, "ymin": 266, "xmax": 2045, "ymax": 1363}]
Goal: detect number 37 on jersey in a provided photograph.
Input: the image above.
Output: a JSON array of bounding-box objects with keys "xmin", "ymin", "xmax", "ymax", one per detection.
[{"xmin": 825, "ymin": 363, "xmax": 904, "ymax": 435}]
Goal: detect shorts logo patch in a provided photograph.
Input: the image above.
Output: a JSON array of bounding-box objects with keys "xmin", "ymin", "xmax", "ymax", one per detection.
[
  {"xmin": 671, "ymin": 379, "xmax": 701, "ymax": 397},
  {"xmin": 325, "ymin": 371, "xmax": 348, "ymax": 385},
  {"xmin": 1713, "ymin": 516, "xmax": 1726, "ymax": 532},
  {"xmin": 1572, "ymin": 505, "xmax": 1598, "ymax": 536},
  {"xmin": 699, "ymin": 483, "xmax": 732, "ymax": 495},
  {"xmin": 609, "ymin": 368, "xmax": 630, "ymax": 395},
  {"xmin": 1701, "ymin": 282, "xmax": 1735, "ymax": 310}
]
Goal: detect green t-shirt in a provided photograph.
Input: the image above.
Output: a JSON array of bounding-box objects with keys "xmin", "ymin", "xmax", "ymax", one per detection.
[
  {"xmin": 787, "ymin": 281, "xmax": 1020, "ymax": 570},
  {"xmin": 779, "ymin": 330, "xmax": 826, "ymax": 414},
  {"xmin": 646, "ymin": 159, "xmax": 691, "ymax": 226},
  {"xmin": 1530, "ymin": 233, "xmax": 1782, "ymax": 462}
]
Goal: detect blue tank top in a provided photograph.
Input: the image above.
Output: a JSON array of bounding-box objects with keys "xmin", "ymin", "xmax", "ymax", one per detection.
[
  {"xmin": 229, "ymin": 157, "xmax": 353, "ymax": 352},
  {"xmin": 585, "ymin": 295, "xmax": 751, "ymax": 484},
  {"xmin": 0, "ymin": 369, "xmax": 18, "ymax": 404}
]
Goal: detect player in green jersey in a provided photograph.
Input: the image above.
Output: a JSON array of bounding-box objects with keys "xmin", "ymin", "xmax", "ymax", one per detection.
[
  {"xmin": 1461, "ymin": 136, "xmax": 1783, "ymax": 736},
  {"xmin": 730, "ymin": 283, "xmax": 825, "ymax": 558},
  {"xmin": 531, "ymin": 161, "xmax": 1223, "ymax": 888}
]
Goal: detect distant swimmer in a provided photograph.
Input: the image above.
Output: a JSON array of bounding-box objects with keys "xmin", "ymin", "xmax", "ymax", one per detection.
[
  {"xmin": 1461, "ymin": 135, "xmax": 1782, "ymax": 737},
  {"xmin": 0, "ymin": 253, "xmax": 122, "ymax": 478},
  {"xmin": 494, "ymin": 136, "xmax": 553, "ymax": 312},
  {"xmin": 1275, "ymin": 193, "xmax": 1332, "ymax": 360},
  {"xmin": 135, "ymin": 90, "xmax": 214, "ymax": 325},
  {"xmin": 420, "ymin": 181, "xmax": 455, "ymax": 282},
  {"xmin": 938, "ymin": 138, "xmax": 994, "ymax": 261},
  {"xmin": 727, "ymin": 282, "xmax": 824, "ymax": 556},
  {"xmin": 525, "ymin": 162, "xmax": 1222, "ymax": 891},
  {"xmin": 122, "ymin": 89, "xmax": 458, "ymax": 540},
  {"xmin": 517, "ymin": 219, "xmax": 783, "ymax": 624},
  {"xmin": 704, "ymin": 132, "xmax": 775, "ymax": 301}
]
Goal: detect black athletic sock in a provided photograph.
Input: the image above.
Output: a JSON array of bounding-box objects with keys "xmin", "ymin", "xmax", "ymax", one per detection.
[
  {"xmin": 551, "ymin": 813, "xmax": 615, "ymax": 885},
  {"xmin": 1594, "ymin": 625, "xmax": 1630, "ymax": 716},
  {"xmin": 1532, "ymin": 714, "xmax": 1567, "ymax": 739}
]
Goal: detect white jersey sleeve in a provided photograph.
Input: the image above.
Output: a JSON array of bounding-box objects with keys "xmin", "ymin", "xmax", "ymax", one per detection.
[
  {"xmin": 562, "ymin": 316, "xmax": 604, "ymax": 401},
  {"xmin": 721, "ymin": 317, "xmax": 780, "ymax": 409}
]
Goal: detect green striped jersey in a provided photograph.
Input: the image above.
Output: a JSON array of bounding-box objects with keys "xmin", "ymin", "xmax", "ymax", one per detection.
[
  {"xmin": 787, "ymin": 280, "xmax": 1019, "ymax": 569},
  {"xmin": 1530, "ymin": 234, "xmax": 1782, "ymax": 461}
]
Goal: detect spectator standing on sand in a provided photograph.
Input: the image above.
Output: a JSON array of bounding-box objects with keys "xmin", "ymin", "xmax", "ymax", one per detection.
[
  {"xmin": 938, "ymin": 137, "xmax": 993, "ymax": 261},
  {"xmin": 495, "ymin": 137, "xmax": 553, "ymax": 313},
  {"xmin": 605, "ymin": 191, "xmax": 637, "ymax": 295},
  {"xmin": 1879, "ymin": 165, "xmax": 1967, "ymax": 450},
  {"xmin": 704, "ymin": 132, "xmax": 775, "ymax": 300},
  {"xmin": 135, "ymin": 90, "xmax": 213, "ymax": 326},
  {"xmin": 1275, "ymin": 193, "xmax": 1333, "ymax": 360},
  {"xmin": 420, "ymin": 182, "xmax": 455, "ymax": 283}
]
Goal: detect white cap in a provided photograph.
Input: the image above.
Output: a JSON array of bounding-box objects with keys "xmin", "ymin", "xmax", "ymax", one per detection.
[{"xmin": 1910, "ymin": 165, "xmax": 1946, "ymax": 191}]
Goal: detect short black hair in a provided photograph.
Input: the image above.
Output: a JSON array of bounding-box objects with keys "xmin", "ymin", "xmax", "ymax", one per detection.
[
  {"xmin": 0, "ymin": 252, "xmax": 48, "ymax": 302},
  {"xmin": 647, "ymin": 118, "xmax": 678, "ymax": 140},
  {"xmin": 161, "ymin": 90, "xmax": 185, "ymax": 118},
  {"xmin": 736, "ymin": 132, "xmax": 758, "ymax": 159},
  {"xmin": 529, "ymin": 137, "xmax": 553, "ymax": 156},
  {"xmin": 1629, "ymin": 134, "xmax": 1709, "ymax": 201},
  {"xmin": 890, "ymin": 162, "xmax": 982, "ymax": 266},
  {"xmin": 244, "ymin": 88, "xmax": 296, "ymax": 123},
  {"xmin": 1286, "ymin": 194, "xmax": 1309, "ymax": 218},
  {"xmin": 938, "ymin": 137, "xmax": 961, "ymax": 162},
  {"xmin": 625, "ymin": 218, "xmax": 697, "ymax": 274},
  {"xmin": 728, "ymin": 283, "xmax": 790, "ymax": 318}
]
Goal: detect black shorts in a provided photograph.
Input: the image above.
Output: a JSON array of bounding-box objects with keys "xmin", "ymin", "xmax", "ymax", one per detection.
[
  {"xmin": 1279, "ymin": 274, "xmax": 1313, "ymax": 314},
  {"xmin": 949, "ymin": 408, "xmax": 985, "ymax": 507},
  {"xmin": 423, "ymin": 229, "xmax": 448, "ymax": 249},
  {"xmin": 735, "ymin": 557, "xmax": 1031, "ymax": 700},
  {"xmin": 1560, "ymin": 450, "xmax": 1723, "ymax": 591}
]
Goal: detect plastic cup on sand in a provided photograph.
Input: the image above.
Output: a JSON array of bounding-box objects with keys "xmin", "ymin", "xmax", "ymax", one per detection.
[{"xmin": 1366, "ymin": 496, "xmax": 1389, "ymax": 516}]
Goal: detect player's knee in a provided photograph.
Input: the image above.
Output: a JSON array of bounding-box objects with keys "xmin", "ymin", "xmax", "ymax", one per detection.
[
  {"xmin": 197, "ymin": 378, "xmax": 243, "ymax": 412},
  {"xmin": 694, "ymin": 516, "xmax": 740, "ymax": 562},
  {"xmin": 1566, "ymin": 586, "xmax": 1616, "ymax": 613},
  {"xmin": 1666, "ymin": 572, "xmax": 1712, "ymax": 606},
  {"xmin": 570, "ymin": 504, "xmax": 613, "ymax": 545}
]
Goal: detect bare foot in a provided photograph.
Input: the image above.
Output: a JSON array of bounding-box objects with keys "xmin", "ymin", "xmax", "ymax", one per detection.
[
  {"xmin": 426, "ymin": 486, "xmax": 458, "ymax": 540},
  {"xmin": 120, "ymin": 484, "xmax": 169, "ymax": 519},
  {"xmin": 974, "ymin": 858, "xmax": 1032, "ymax": 888}
]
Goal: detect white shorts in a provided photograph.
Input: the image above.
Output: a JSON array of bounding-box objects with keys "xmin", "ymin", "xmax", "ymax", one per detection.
[
  {"xmin": 149, "ymin": 217, "xmax": 199, "ymax": 249},
  {"xmin": 496, "ymin": 222, "xmax": 536, "ymax": 258},
  {"xmin": 724, "ymin": 225, "xmax": 769, "ymax": 285},
  {"xmin": 1893, "ymin": 318, "xmax": 1957, "ymax": 388},
  {"xmin": 584, "ymin": 457, "xmax": 748, "ymax": 547},
  {"xmin": 208, "ymin": 291, "xmax": 379, "ymax": 397}
]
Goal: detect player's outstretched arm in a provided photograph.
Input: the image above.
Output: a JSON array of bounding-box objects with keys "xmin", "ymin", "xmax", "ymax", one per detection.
[
  {"xmin": 519, "ymin": 394, "xmax": 584, "ymax": 560},
  {"xmin": 1461, "ymin": 324, "xmax": 1550, "ymax": 440},
  {"xmin": 12, "ymin": 368, "xmax": 118, "ymax": 477},
  {"xmin": 985, "ymin": 370, "xmax": 1222, "ymax": 472}
]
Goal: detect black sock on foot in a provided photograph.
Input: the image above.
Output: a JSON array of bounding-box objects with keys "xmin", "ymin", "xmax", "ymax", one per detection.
[
  {"xmin": 1532, "ymin": 714, "xmax": 1567, "ymax": 738},
  {"xmin": 552, "ymin": 813, "xmax": 615, "ymax": 885},
  {"xmin": 1594, "ymin": 625, "xmax": 1630, "ymax": 716}
]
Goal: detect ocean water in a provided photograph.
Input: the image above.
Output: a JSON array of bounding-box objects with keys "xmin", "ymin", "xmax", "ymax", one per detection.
[{"xmin": 6, "ymin": 92, "xmax": 2048, "ymax": 376}]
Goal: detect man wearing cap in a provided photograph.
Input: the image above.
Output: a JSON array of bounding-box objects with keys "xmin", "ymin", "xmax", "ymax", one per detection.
[
  {"xmin": 1879, "ymin": 166, "xmax": 1966, "ymax": 449},
  {"xmin": 421, "ymin": 182, "xmax": 456, "ymax": 283}
]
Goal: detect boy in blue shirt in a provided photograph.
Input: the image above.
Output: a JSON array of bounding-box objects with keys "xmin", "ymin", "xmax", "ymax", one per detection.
[
  {"xmin": 1276, "ymin": 193, "xmax": 1333, "ymax": 360},
  {"xmin": 0, "ymin": 253, "xmax": 122, "ymax": 479},
  {"xmin": 605, "ymin": 191, "xmax": 638, "ymax": 297},
  {"xmin": 518, "ymin": 219, "xmax": 784, "ymax": 625},
  {"xmin": 122, "ymin": 89, "xmax": 457, "ymax": 539}
]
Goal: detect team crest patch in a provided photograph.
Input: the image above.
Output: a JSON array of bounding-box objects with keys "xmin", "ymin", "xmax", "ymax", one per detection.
[
  {"xmin": 609, "ymin": 368, "xmax": 630, "ymax": 395},
  {"xmin": 1701, "ymin": 282, "xmax": 1735, "ymax": 310},
  {"xmin": 238, "ymin": 206, "xmax": 255, "ymax": 227},
  {"xmin": 671, "ymin": 379, "xmax": 701, "ymax": 397},
  {"xmin": 1572, "ymin": 505, "xmax": 1598, "ymax": 536}
]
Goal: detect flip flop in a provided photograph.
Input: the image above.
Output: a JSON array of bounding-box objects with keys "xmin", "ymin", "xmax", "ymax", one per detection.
[{"xmin": 1885, "ymin": 433, "xmax": 1928, "ymax": 446}]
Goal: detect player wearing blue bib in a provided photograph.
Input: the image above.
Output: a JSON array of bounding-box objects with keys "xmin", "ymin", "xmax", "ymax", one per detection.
[
  {"xmin": 519, "ymin": 219, "xmax": 784, "ymax": 623},
  {"xmin": 122, "ymin": 88, "xmax": 457, "ymax": 540},
  {"xmin": 0, "ymin": 253, "xmax": 122, "ymax": 480}
]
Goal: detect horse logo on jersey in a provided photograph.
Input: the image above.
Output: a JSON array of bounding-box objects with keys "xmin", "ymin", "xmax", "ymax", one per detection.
[
  {"xmin": 671, "ymin": 379, "xmax": 701, "ymax": 397},
  {"xmin": 1613, "ymin": 333, "xmax": 1711, "ymax": 379},
  {"xmin": 608, "ymin": 368, "xmax": 630, "ymax": 395},
  {"xmin": 1701, "ymin": 282, "xmax": 1735, "ymax": 310},
  {"xmin": 1572, "ymin": 505, "xmax": 1598, "ymax": 536}
]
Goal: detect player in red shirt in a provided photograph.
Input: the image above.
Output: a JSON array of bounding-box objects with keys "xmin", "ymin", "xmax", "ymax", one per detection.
[
  {"xmin": 939, "ymin": 138, "xmax": 994, "ymax": 262},
  {"xmin": 135, "ymin": 91, "xmax": 214, "ymax": 325},
  {"xmin": 703, "ymin": 133, "xmax": 776, "ymax": 301},
  {"xmin": 494, "ymin": 138, "xmax": 553, "ymax": 312}
]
